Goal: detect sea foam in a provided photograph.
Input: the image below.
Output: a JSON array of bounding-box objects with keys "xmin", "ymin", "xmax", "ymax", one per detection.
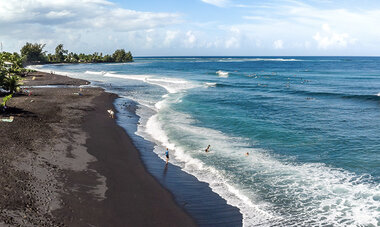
[
  {"xmin": 127, "ymin": 78, "xmax": 277, "ymax": 226},
  {"xmin": 103, "ymin": 70, "xmax": 380, "ymax": 226},
  {"xmin": 85, "ymin": 70, "xmax": 106, "ymax": 75},
  {"xmin": 204, "ymin": 82, "xmax": 217, "ymax": 87},
  {"xmin": 103, "ymin": 73, "xmax": 199, "ymax": 93},
  {"xmin": 31, "ymin": 64, "xmax": 380, "ymax": 227},
  {"xmin": 216, "ymin": 70, "xmax": 229, "ymax": 78}
]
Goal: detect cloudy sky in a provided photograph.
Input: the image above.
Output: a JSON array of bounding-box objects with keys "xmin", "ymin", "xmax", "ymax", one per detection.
[{"xmin": 0, "ymin": 0, "xmax": 380, "ymax": 56}]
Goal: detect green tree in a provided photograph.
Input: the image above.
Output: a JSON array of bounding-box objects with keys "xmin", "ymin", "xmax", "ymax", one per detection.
[
  {"xmin": 2, "ymin": 75, "xmax": 21, "ymax": 94},
  {"xmin": 20, "ymin": 42, "xmax": 47, "ymax": 64},
  {"xmin": 126, "ymin": 51, "xmax": 133, "ymax": 62},
  {"xmin": 0, "ymin": 52, "xmax": 24, "ymax": 90},
  {"xmin": 55, "ymin": 44, "xmax": 68, "ymax": 63},
  {"xmin": 47, "ymin": 53, "xmax": 54, "ymax": 62},
  {"xmin": 103, "ymin": 54, "xmax": 113, "ymax": 62},
  {"xmin": 112, "ymin": 49, "xmax": 133, "ymax": 62},
  {"xmin": 73, "ymin": 53, "xmax": 79, "ymax": 62}
]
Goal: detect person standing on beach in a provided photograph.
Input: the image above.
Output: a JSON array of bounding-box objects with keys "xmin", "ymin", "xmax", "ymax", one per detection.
[{"xmin": 165, "ymin": 148, "xmax": 169, "ymax": 164}]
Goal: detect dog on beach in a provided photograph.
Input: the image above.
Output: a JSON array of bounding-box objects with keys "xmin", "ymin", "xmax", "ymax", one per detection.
[{"xmin": 107, "ymin": 109, "xmax": 114, "ymax": 118}]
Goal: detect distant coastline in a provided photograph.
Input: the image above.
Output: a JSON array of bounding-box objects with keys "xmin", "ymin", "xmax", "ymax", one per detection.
[{"xmin": 20, "ymin": 42, "xmax": 133, "ymax": 65}]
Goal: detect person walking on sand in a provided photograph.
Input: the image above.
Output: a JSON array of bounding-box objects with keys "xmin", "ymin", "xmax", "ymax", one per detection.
[
  {"xmin": 205, "ymin": 145, "xmax": 211, "ymax": 152},
  {"xmin": 165, "ymin": 148, "xmax": 169, "ymax": 164},
  {"xmin": 107, "ymin": 109, "xmax": 114, "ymax": 118}
]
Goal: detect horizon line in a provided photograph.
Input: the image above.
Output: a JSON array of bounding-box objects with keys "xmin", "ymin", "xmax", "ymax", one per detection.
[{"xmin": 134, "ymin": 55, "xmax": 380, "ymax": 58}]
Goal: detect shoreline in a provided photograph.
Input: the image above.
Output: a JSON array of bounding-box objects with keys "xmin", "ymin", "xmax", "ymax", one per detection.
[
  {"xmin": 28, "ymin": 68, "xmax": 244, "ymax": 226},
  {"xmin": 0, "ymin": 71, "xmax": 196, "ymax": 226}
]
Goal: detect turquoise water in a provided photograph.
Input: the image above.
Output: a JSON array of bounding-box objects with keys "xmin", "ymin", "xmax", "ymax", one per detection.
[{"xmin": 34, "ymin": 57, "xmax": 380, "ymax": 226}]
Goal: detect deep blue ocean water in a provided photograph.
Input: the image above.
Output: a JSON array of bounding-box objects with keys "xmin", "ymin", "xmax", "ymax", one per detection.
[{"xmin": 34, "ymin": 57, "xmax": 380, "ymax": 226}]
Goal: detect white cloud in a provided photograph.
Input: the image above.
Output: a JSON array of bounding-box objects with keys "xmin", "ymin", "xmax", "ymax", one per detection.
[
  {"xmin": 225, "ymin": 37, "xmax": 239, "ymax": 48},
  {"xmin": 0, "ymin": 0, "xmax": 181, "ymax": 53},
  {"xmin": 46, "ymin": 10, "xmax": 73, "ymax": 19},
  {"xmin": 235, "ymin": 1, "xmax": 380, "ymax": 54},
  {"xmin": 0, "ymin": 0, "xmax": 180, "ymax": 29},
  {"xmin": 313, "ymin": 24, "xmax": 356, "ymax": 49},
  {"xmin": 1, "ymin": 0, "xmax": 380, "ymax": 55},
  {"xmin": 201, "ymin": 0, "xmax": 229, "ymax": 7},
  {"xmin": 184, "ymin": 31, "xmax": 197, "ymax": 48},
  {"xmin": 163, "ymin": 31, "xmax": 179, "ymax": 46},
  {"xmin": 273, "ymin": 40, "xmax": 284, "ymax": 49}
]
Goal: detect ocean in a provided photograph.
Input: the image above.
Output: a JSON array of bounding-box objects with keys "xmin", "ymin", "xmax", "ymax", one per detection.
[{"xmin": 32, "ymin": 57, "xmax": 380, "ymax": 226}]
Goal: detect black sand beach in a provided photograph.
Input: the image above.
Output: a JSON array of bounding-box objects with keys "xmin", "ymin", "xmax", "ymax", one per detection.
[{"xmin": 0, "ymin": 72, "xmax": 196, "ymax": 226}]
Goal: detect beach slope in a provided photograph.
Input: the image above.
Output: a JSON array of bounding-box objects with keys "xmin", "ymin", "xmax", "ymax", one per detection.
[{"xmin": 0, "ymin": 72, "xmax": 196, "ymax": 226}]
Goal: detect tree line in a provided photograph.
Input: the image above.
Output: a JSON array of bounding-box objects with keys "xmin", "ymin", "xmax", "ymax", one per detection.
[
  {"xmin": 1, "ymin": 42, "xmax": 133, "ymax": 110},
  {"xmin": 21, "ymin": 43, "xmax": 133, "ymax": 65}
]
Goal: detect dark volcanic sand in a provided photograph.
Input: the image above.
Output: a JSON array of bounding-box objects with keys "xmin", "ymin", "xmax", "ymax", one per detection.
[{"xmin": 0, "ymin": 72, "xmax": 196, "ymax": 226}]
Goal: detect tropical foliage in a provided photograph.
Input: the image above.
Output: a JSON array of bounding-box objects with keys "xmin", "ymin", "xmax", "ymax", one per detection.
[
  {"xmin": 1, "ymin": 94, "xmax": 13, "ymax": 108},
  {"xmin": 0, "ymin": 52, "xmax": 24, "ymax": 110},
  {"xmin": 0, "ymin": 52, "xmax": 23, "ymax": 94},
  {"xmin": 112, "ymin": 49, "xmax": 133, "ymax": 63},
  {"xmin": 1, "ymin": 42, "xmax": 133, "ymax": 109},
  {"xmin": 21, "ymin": 43, "xmax": 133, "ymax": 64},
  {"xmin": 20, "ymin": 42, "xmax": 47, "ymax": 64}
]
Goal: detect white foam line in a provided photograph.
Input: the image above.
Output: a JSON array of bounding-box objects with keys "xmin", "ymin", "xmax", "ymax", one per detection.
[
  {"xmin": 216, "ymin": 70, "xmax": 229, "ymax": 78},
  {"xmin": 85, "ymin": 70, "xmax": 106, "ymax": 75},
  {"xmin": 204, "ymin": 82, "xmax": 217, "ymax": 87},
  {"xmin": 104, "ymin": 73, "xmax": 200, "ymax": 94},
  {"xmin": 136, "ymin": 96, "xmax": 380, "ymax": 226},
  {"xmin": 136, "ymin": 98, "xmax": 276, "ymax": 226},
  {"xmin": 32, "ymin": 64, "xmax": 379, "ymax": 226},
  {"xmin": 217, "ymin": 58, "xmax": 303, "ymax": 62}
]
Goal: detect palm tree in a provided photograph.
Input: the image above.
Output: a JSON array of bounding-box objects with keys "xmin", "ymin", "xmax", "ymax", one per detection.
[{"xmin": 2, "ymin": 75, "xmax": 21, "ymax": 94}]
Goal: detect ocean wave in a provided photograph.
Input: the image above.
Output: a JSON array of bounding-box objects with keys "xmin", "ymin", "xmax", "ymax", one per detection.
[
  {"xmin": 85, "ymin": 70, "xmax": 106, "ymax": 75},
  {"xmin": 139, "ymin": 104, "xmax": 276, "ymax": 226},
  {"xmin": 217, "ymin": 58, "xmax": 303, "ymax": 62},
  {"xmin": 122, "ymin": 83, "xmax": 380, "ymax": 226},
  {"xmin": 216, "ymin": 70, "xmax": 229, "ymax": 78},
  {"xmin": 103, "ymin": 73, "xmax": 200, "ymax": 94},
  {"xmin": 30, "ymin": 63, "xmax": 380, "ymax": 226},
  {"xmin": 142, "ymin": 106, "xmax": 380, "ymax": 226},
  {"xmin": 204, "ymin": 82, "xmax": 217, "ymax": 87},
  {"xmin": 290, "ymin": 90, "xmax": 380, "ymax": 101},
  {"xmin": 27, "ymin": 66, "xmax": 80, "ymax": 79}
]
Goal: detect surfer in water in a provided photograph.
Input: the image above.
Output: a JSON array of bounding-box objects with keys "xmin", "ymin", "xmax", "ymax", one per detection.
[
  {"xmin": 205, "ymin": 145, "xmax": 211, "ymax": 152},
  {"xmin": 165, "ymin": 148, "xmax": 169, "ymax": 164}
]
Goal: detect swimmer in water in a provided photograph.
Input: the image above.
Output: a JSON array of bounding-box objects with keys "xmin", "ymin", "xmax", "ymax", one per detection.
[{"xmin": 205, "ymin": 145, "xmax": 211, "ymax": 152}]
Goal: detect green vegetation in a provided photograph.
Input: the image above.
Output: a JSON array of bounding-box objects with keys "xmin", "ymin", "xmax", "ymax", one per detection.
[
  {"xmin": 1, "ymin": 42, "xmax": 133, "ymax": 110},
  {"xmin": 0, "ymin": 52, "xmax": 25, "ymax": 111},
  {"xmin": 1, "ymin": 52, "xmax": 24, "ymax": 94},
  {"xmin": 21, "ymin": 43, "xmax": 133, "ymax": 64},
  {"xmin": 1, "ymin": 94, "xmax": 13, "ymax": 108},
  {"xmin": 20, "ymin": 42, "xmax": 47, "ymax": 64},
  {"xmin": 2, "ymin": 75, "xmax": 21, "ymax": 94},
  {"xmin": 112, "ymin": 49, "xmax": 133, "ymax": 63}
]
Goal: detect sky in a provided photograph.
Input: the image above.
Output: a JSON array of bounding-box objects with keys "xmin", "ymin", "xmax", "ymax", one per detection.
[{"xmin": 0, "ymin": 0, "xmax": 380, "ymax": 56}]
